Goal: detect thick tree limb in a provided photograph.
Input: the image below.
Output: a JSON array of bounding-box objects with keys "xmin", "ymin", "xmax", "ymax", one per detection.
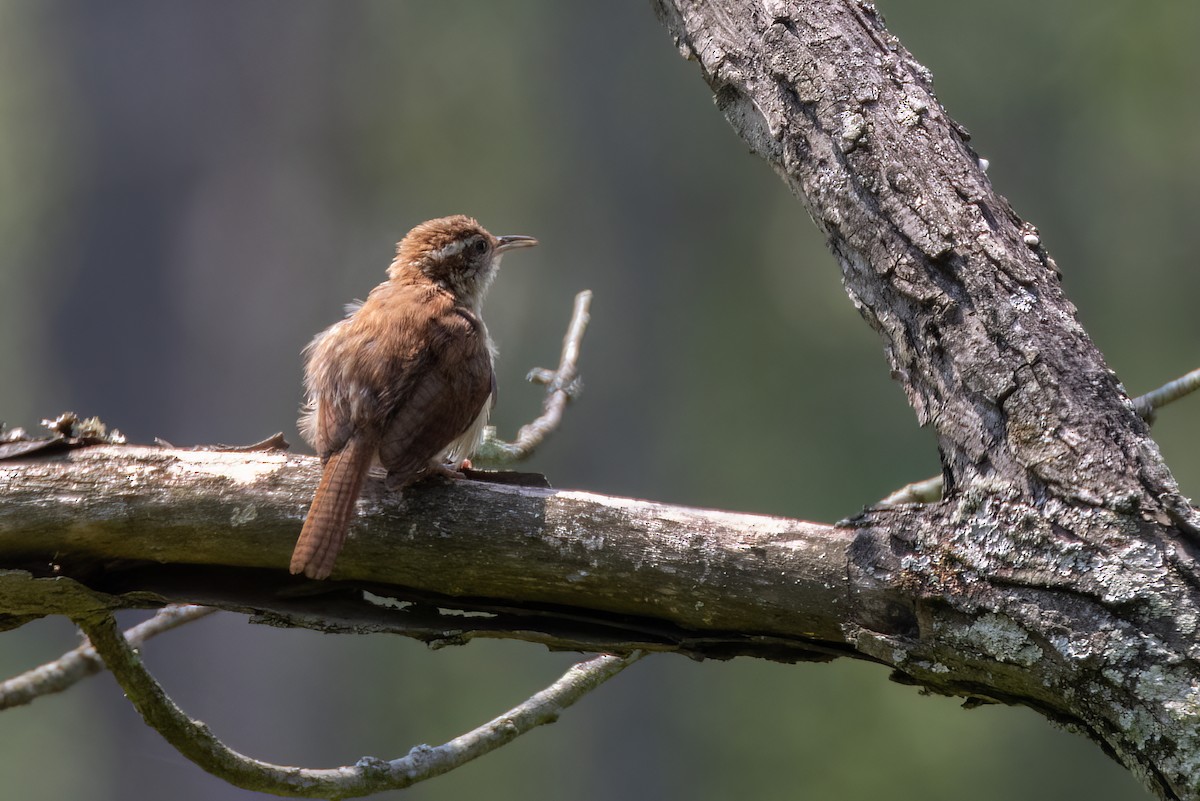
[
  {"xmin": 0, "ymin": 445, "xmax": 863, "ymax": 661},
  {"xmin": 649, "ymin": 1, "xmax": 1200, "ymax": 798},
  {"xmin": 654, "ymin": 0, "xmax": 1173, "ymax": 508}
]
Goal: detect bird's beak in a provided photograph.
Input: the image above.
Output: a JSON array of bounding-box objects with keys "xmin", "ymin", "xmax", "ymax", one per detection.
[{"xmin": 495, "ymin": 235, "xmax": 538, "ymax": 253}]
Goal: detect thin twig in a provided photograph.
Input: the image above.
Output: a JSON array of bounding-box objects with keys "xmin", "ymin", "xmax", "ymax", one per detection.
[
  {"xmin": 1133, "ymin": 366, "xmax": 1200, "ymax": 423},
  {"xmin": 876, "ymin": 475, "xmax": 944, "ymax": 508},
  {"xmin": 0, "ymin": 604, "xmax": 214, "ymax": 710},
  {"xmin": 474, "ymin": 290, "xmax": 592, "ymax": 466},
  {"xmin": 76, "ymin": 611, "xmax": 641, "ymax": 798},
  {"xmin": 879, "ymin": 365, "xmax": 1200, "ymax": 507}
]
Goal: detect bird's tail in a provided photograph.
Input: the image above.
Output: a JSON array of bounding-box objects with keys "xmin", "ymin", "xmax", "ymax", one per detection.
[{"xmin": 290, "ymin": 438, "xmax": 373, "ymax": 579}]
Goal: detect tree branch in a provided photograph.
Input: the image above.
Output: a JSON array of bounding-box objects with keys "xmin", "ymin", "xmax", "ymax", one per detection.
[
  {"xmin": 650, "ymin": 1, "xmax": 1200, "ymax": 797},
  {"xmin": 0, "ymin": 444, "xmax": 862, "ymax": 661},
  {"xmin": 1135, "ymin": 366, "xmax": 1200, "ymax": 423},
  {"xmin": 76, "ymin": 611, "xmax": 640, "ymax": 798},
  {"xmin": 3, "ymin": 1, "xmax": 1200, "ymax": 799},
  {"xmin": 475, "ymin": 289, "xmax": 592, "ymax": 466},
  {"xmin": 0, "ymin": 604, "xmax": 213, "ymax": 710}
]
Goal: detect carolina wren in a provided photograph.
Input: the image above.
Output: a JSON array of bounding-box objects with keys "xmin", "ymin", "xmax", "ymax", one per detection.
[{"xmin": 289, "ymin": 215, "xmax": 537, "ymax": 579}]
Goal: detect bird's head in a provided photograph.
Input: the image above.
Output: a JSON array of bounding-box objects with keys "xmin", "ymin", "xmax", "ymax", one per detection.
[{"xmin": 389, "ymin": 215, "xmax": 537, "ymax": 309}]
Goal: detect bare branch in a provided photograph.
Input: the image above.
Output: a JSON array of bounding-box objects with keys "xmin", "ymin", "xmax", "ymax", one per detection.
[
  {"xmin": 475, "ymin": 290, "xmax": 591, "ymax": 465},
  {"xmin": 1134, "ymin": 365, "xmax": 1200, "ymax": 423},
  {"xmin": 76, "ymin": 611, "xmax": 640, "ymax": 798},
  {"xmin": 876, "ymin": 475, "xmax": 944, "ymax": 508},
  {"xmin": 0, "ymin": 604, "xmax": 213, "ymax": 710},
  {"xmin": 0, "ymin": 444, "xmax": 855, "ymax": 661}
]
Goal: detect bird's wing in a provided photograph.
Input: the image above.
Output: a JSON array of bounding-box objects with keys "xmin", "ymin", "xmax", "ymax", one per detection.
[
  {"xmin": 301, "ymin": 283, "xmax": 436, "ymax": 458},
  {"xmin": 376, "ymin": 306, "xmax": 494, "ymax": 481}
]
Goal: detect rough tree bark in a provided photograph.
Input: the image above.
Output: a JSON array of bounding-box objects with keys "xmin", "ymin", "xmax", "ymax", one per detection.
[
  {"xmin": 1, "ymin": 1, "xmax": 1198, "ymax": 799},
  {"xmin": 649, "ymin": 1, "xmax": 1200, "ymax": 797}
]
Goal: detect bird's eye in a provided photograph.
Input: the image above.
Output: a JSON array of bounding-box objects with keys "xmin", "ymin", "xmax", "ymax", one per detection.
[{"xmin": 472, "ymin": 238, "xmax": 488, "ymax": 255}]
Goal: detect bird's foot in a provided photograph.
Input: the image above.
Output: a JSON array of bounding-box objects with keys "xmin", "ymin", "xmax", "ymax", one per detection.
[{"xmin": 429, "ymin": 459, "xmax": 469, "ymax": 480}]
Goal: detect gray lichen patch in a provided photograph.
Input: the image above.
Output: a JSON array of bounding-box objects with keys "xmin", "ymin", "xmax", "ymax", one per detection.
[
  {"xmin": 840, "ymin": 111, "xmax": 867, "ymax": 151},
  {"xmin": 229, "ymin": 505, "xmax": 258, "ymax": 527},
  {"xmin": 895, "ymin": 92, "xmax": 928, "ymax": 127},
  {"xmin": 959, "ymin": 612, "xmax": 1043, "ymax": 666}
]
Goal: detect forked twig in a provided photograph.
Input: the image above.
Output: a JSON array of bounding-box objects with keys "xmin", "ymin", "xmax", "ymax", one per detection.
[{"xmin": 474, "ymin": 290, "xmax": 592, "ymax": 465}]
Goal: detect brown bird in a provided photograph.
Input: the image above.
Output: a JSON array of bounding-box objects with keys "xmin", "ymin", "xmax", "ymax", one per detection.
[{"xmin": 290, "ymin": 215, "xmax": 537, "ymax": 579}]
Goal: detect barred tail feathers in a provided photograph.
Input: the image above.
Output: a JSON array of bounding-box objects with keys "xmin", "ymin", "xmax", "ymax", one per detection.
[{"xmin": 290, "ymin": 438, "xmax": 373, "ymax": 579}]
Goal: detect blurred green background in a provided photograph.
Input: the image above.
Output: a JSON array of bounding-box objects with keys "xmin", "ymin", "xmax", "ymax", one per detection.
[{"xmin": 1, "ymin": 1, "xmax": 1196, "ymax": 799}]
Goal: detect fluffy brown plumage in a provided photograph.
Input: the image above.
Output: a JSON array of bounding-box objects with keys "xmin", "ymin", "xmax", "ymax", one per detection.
[{"xmin": 290, "ymin": 216, "xmax": 537, "ymax": 579}]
